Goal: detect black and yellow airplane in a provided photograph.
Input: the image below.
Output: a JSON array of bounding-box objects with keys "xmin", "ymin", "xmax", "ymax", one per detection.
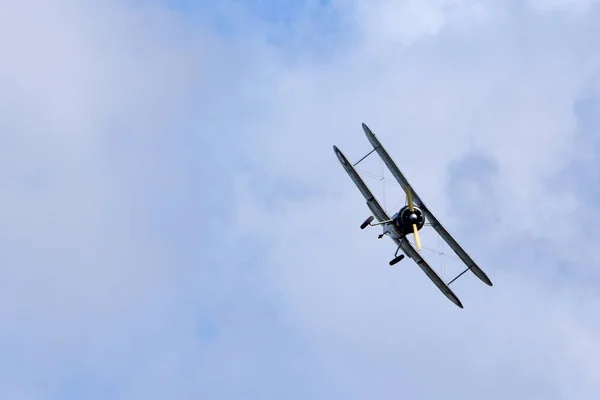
[{"xmin": 333, "ymin": 123, "xmax": 493, "ymax": 308}]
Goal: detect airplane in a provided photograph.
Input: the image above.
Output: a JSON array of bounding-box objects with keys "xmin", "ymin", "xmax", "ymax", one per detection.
[{"xmin": 333, "ymin": 123, "xmax": 493, "ymax": 308}]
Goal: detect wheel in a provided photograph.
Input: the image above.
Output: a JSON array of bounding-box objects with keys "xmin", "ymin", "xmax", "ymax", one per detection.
[
  {"xmin": 389, "ymin": 254, "xmax": 405, "ymax": 266},
  {"xmin": 360, "ymin": 215, "xmax": 374, "ymax": 229}
]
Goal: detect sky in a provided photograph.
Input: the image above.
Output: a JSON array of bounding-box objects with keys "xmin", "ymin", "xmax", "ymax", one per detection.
[{"xmin": 1, "ymin": 0, "xmax": 600, "ymax": 398}]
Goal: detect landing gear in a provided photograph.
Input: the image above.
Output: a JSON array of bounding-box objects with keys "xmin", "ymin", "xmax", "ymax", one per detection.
[{"xmin": 389, "ymin": 241, "xmax": 405, "ymax": 265}]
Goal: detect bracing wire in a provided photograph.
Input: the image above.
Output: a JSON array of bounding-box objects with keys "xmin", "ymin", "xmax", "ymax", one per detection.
[{"xmin": 380, "ymin": 157, "xmax": 386, "ymax": 212}]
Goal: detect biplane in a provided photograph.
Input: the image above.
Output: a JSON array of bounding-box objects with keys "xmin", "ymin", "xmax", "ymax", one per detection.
[{"xmin": 333, "ymin": 123, "xmax": 492, "ymax": 308}]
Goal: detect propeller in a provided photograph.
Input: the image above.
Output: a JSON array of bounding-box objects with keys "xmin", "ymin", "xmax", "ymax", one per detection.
[{"xmin": 406, "ymin": 187, "xmax": 422, "ymax": 250}]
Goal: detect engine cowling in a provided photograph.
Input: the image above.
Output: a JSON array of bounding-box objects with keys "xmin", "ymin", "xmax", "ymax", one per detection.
[{"xmin": 393, "ymin": 205, "xmax": 425, "ymax": 235}]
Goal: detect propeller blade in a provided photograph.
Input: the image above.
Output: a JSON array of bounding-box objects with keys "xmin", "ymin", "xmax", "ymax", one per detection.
[
  {"xmin": 407, "ymin": 187, "xmax": 414, "ymax": 211},
  {"xmin": 412, "ymin": 223, "xmax": 422, "ymax": 250},
  {"xmin": 407, "ymin": 187, "xmax": 421, "ymax": 250}
]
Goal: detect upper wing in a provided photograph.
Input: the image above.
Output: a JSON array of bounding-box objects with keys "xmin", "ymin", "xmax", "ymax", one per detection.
[
  {"xmin": 333, "ymin": 145, "xmax": 390, "ymax": 222},
  {"xmin": 362, "ymin": 123, "xmax": 493, "ymax": 287}
]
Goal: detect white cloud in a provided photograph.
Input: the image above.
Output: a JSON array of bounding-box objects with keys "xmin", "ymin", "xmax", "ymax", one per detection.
[
  {"xmin": 529, "ymin": 0, "xmax": 600, "ymax": 13},
  {"xmin": 354, "ymin": 0, "xmax": 494, "ymax": 47},
  {"xmin": 0, "ymin": 0, "xmax": 222, "ymax": 396},
  {"xmin": 1, "ymin": 0, "xmax": 600, "ymax": 398}
]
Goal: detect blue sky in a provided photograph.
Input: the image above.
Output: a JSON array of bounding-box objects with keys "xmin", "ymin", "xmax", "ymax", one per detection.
[{"xmin": 1, "ymin": 0, "xmax": 600, "ymax": 398}]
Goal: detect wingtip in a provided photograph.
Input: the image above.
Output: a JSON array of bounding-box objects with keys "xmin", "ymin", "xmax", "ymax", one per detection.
[
  {"xmin": 453, "ymin": 296, "xmax": 464, "ymax": 309},
  {"xmin": 449, "ymin": 293, "xmax": 464, "ymax": 308},
  {"xmin": 361, "ymin": 122, "xmax": 375, "ymax": 138},
  {"xmin": 333, "ymin": 145, "xmax": 348, "ymax": 165},
  {"xmin": 481, "ymin": 274, "xmax": 493, "ymax": 287}
]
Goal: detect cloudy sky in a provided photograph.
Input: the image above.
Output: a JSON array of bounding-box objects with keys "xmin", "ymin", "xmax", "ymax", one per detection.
[{"xmin": 1, "ymin": 0, "xmax": 600, "ymax": 398}]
